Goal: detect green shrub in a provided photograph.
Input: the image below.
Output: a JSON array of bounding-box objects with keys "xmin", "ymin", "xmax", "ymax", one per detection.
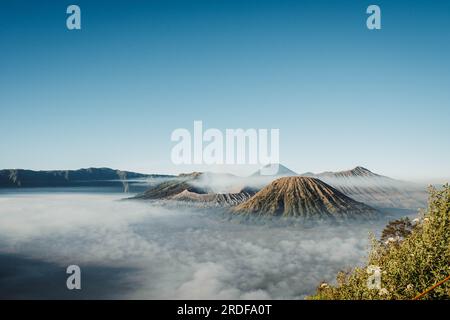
[
  {"xmin": 309, "ymin": 184, "xmax": 450, "ymax": 300},
  {"xmin": 380, "ymin": 217, "xmax": 415, "ymax": 244}
]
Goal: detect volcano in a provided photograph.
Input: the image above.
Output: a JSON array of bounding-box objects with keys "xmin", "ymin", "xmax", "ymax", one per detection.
[
  {"xmin": 316, "ymin": 166, "xmax": 380, "ymax": 178},
  {"xmin": 233, "ymin": 176, "xmax": 378, "ymax": 220},
  {"xmin": 133, "ymin": 171, "xmax": 253, "ymax": 206},
  {"xmin": 310, "ymin": 167, "xmax": 427, "ymax": 209},
  {"xmin": 134, "ymin": 173, "xmax": 209, "ymax": 200},
  {"xmin": 251, "ymin": 164, "xmax": 298, "ymax": 177}
]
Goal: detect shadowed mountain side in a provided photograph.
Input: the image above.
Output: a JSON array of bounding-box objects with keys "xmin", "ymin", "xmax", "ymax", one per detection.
[
  {"xmin": 0, "ymin": 168, "xmax": 172, "ymax": 188},
  {"xmin": 133, "ymin": 176, "xmax": 209, "ymax": 199},
  {"xmin": 133, "ymin": 172, "xmax": 255, "ymax": 207},
  {"xmin": 132, "ymin": 167, "xmax": 427, "ymax": 211},
  {"xmin": 233, "ymin": 176, "xmax": 378, "ymax": 220}
]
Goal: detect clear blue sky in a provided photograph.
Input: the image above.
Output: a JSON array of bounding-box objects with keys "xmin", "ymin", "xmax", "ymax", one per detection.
[{"xmin": 1, "ymin": 0, "xmax": 449, "ymax": 181}]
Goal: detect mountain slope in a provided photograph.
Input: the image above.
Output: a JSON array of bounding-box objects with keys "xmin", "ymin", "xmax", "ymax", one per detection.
[
  {"xmin": 134, "ymin": 174, "xmax": 209, "ymax": 199},
  {"xmin": 307, "ymin": 167, "xmax": 427, "ymax": 209},
  {"xmin": 0, "ymin": 168, "xmax": 170, "ymax": 188},
  {"xmin": 170, "ymin": 189, "xmax": 254, "ymax": 207},
  {"xmin": 251, "ymin": 164, "xmax": 298, "ymax": 177},
  {"xmin": 134, "ymin": 172, "xmax": 253, "ymax": 206},
  {"xmin": 233, "ymin": 176, "xmax": 377, "ymax": 219},
  {"xmin": 316, "ymin": 166, "xmax": 380, "ymax": 179}
]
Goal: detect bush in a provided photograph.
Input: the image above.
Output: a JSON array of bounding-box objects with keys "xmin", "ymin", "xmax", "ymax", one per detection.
[
  {"xmin": 380, "ymin": 217, "xmax": 415, "ymax": 245},
  {"xmin": 308, "ymin": 184, "xmax": 450, "ymax": 300}
]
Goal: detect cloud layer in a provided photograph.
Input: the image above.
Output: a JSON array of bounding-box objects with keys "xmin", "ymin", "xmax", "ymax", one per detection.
[{"xmin": 0, "ymin": 192, "xmax": 404, "ymax": 299}]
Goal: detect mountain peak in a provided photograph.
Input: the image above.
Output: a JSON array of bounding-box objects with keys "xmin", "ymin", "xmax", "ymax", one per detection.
[
  {"xmin": 252, "ymin": 163, "xmax": 297, "ymax": 177},
  {"xmin": 233, "ymin": 176, "xmax": 377, "ymax": 219},
  {"xmin": 350, "ymin": 166, "xmax": 376, "ymax": 176},
  {"xmin": 317, "ymin": 166, "xmax": 379, "ymax": 178}
]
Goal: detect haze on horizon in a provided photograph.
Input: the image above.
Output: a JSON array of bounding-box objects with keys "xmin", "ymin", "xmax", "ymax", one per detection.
[{"xmin": 1, "ymin": 0, "xmax": 449, "ymax": 182}]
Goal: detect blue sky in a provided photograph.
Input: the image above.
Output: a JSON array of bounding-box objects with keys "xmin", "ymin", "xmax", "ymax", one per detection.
[{"xmin": 1, "ymin": 0, "xmax": 449, "ymax": 181}]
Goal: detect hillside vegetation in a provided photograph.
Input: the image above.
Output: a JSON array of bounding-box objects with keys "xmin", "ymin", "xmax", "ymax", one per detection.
[{"xmin": 309, "ymin": 184, "xmax": 450, "ymax": 300}]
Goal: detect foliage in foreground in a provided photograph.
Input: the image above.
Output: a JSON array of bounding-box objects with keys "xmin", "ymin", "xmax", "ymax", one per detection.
[{"xmin": 309, "ymin": 185, "xmax": 450, "ymax": 300}]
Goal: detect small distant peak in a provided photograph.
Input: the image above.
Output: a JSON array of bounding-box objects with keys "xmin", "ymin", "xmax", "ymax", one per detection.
[
  {"xmin": 353, "ymin": 166, "xmax": 371, "ymax": 172},
  {"xmin": 316, "ymin": 166, "xmax": 380, "ymax": 178},
  {"xmin": 178, "ymin": 172, "xmax": 203, "ymax": 179},
  {"xmin": 350, "ymin": 166, "xmax": 377, "ymax": 176},
  {"xmin": 252, "ymin": 163, "xmax": 297, "ymax": 177},
  {"xmin": 300, "ymin": 172, "xmax": 316, "ymax": 177}
]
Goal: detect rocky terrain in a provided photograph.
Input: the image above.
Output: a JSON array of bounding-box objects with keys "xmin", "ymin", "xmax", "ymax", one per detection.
[
  {"xmin": 233, "ymin": 176, "xmax": 378, "ymax": 220},
  {"xmin": 134, "ymin": 165, "xmax": 427, "ymax": 216},
  {"xmin": 133, "ymin": 173, "xmax": 210, "ymax": 200},
  {"xmin": 133, "ymin": 172, "xmax": 254, "ymax": 207},
  {"xmin": 5, "ymin": 164, "xmax": 427, "ymax": 217}
]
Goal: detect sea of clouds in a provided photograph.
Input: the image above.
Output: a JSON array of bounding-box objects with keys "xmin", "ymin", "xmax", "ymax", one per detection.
[{"xmin": 0, "ymin": 192, "xmax": 409, "ymax": 299}]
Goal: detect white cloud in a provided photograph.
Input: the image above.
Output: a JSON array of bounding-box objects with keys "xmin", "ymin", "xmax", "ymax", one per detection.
[{"xmin": 0, "ymin": 192, "xmax": 401, "ymax": 299}]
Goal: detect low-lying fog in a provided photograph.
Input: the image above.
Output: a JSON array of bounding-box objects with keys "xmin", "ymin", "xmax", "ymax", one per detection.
[{"xmin": 0, "ymin": 191, "xmax": 416, "ymax": 299}]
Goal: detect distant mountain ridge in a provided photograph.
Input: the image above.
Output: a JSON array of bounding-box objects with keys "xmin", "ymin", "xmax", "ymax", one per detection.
[
  {"xmin": 3, "ymin": 165, "xmax": 428, "ymax": 210},
  {"xmin": 302, "ymin": 166, "xmax": 427, "ymax": 209},
  {"xmin": 0, "ymin": 168, "xmax": 172, "ymax": 188},
  {"xmin": 315, "ymin": 166, "xmax": 383, "ymax": 178},
  {"xmin": 134, "ymin": 165, "xmax": 428, "ymax": 210}
]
